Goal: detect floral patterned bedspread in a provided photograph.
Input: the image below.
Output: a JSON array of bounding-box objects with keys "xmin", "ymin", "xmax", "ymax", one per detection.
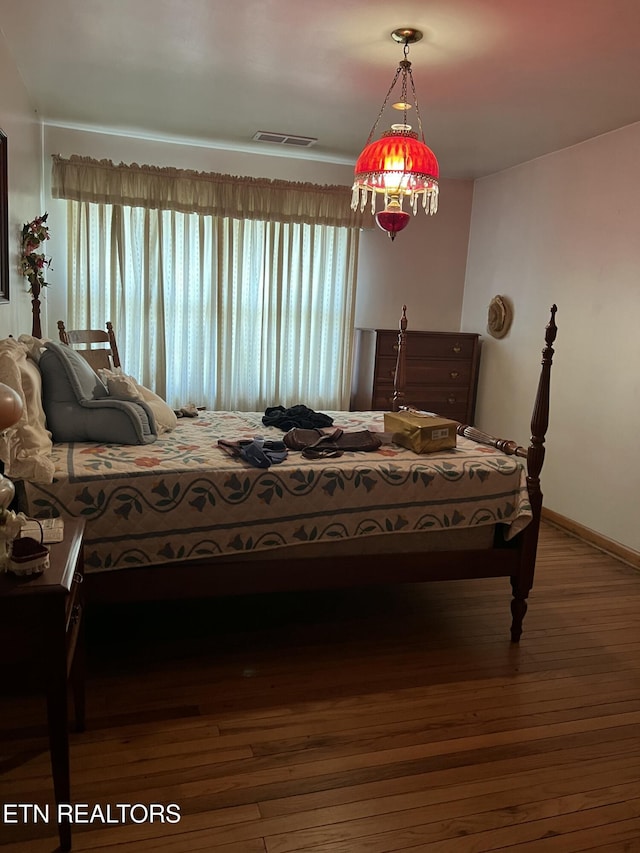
[{"xmin": 19, "ymin": 411, "xmax": 531, "ymax": 572}]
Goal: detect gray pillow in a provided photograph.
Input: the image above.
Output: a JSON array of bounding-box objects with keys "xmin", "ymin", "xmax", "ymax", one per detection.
[{"xmin": 39, "ymin": 341, "xmax": 157, "ymax": 445}]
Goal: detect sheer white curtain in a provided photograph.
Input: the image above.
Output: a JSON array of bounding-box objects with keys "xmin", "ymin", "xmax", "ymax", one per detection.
[{"xmin": 65, "ymin": 200, "xmax": 359, "ymax": 410}]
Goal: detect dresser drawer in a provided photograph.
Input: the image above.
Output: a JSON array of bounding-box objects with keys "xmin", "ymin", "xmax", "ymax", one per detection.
[
  {"xmin": 375, "ymin": 356, "xmax": 473, "ymax": 385},
  {"xmin": 389, "ymin": 383, "xmax": 469, "ymax": 406},
  {"xmin": 375, "ymin": 331, "xmax": 478, "ymax": 360},
  {"xmin": 413, "ymin": 400, "xmax": 469, "ymax": 421},
  {"xmin": 372, "ymin": 393, "xmax": 468, "ymax": 423}
]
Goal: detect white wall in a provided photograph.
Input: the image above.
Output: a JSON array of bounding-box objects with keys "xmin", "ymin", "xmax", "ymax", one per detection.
[
  {"xmin": 462, "ymin": 122, "xmax": 640, "ymax": 552},
  {"xmin": 42, "ymin": 125, "xmax": 474, "ymax": 340},
  {"xmin": 0, "ymin": 32, "xmax": 44, "ymax": 338},
  {"xmin": 355, "ymin": 179, "xmax": 474, "ymax": 331}
]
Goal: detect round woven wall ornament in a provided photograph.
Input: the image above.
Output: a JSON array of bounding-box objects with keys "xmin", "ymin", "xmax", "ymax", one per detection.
[{"xmin": 487, "ymin": 295, "xmax": 513, "ymax": 339}]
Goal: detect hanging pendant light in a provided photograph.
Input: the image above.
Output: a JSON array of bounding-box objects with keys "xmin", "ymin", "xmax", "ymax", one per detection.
[{"xmin": 351, "ymin": 28, "xmax": 439, "ymax": 241}]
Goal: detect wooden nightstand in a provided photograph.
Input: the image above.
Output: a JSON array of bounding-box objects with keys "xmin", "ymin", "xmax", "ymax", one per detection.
[{"xmin": 0, "ymin": 518, "xmax": 85, "ymax": 852}]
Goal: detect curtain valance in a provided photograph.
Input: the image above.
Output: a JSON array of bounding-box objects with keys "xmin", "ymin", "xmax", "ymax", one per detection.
[{"xmin": 51, "ymin": 154, "xmax": 373, "ymax": 229}]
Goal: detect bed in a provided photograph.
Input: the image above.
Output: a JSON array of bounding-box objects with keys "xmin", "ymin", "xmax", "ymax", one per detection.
[{"xmin": 6, "ymin": 306, "xmax": 558, "ymax": 642}]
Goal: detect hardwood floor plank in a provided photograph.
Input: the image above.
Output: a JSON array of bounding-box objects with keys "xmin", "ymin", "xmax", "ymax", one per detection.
[
  {"xmin": 270, "ymin": 799, "xmax": 640, "ymax": 853},
  {"xmin": 258, "ymin": 748, "xmax": 640, "ymax": 819},
  {"xmin": 2, "ymin": 523, "xmax": 640, "ymax": 851},
  {"xmin": 151, "ymin": 776, "xmax": 640, "ymax": 852}
]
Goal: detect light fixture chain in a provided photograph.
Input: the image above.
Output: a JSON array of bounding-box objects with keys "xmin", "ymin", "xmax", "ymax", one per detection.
[
  {"xmin": 400, "ymin": 64, "xmax": 408, "ymax": 126},
  {"xmin": 408, "ymin": 67, "xmax": 426, "ymax": 142},
  {"xmin": 364, "ymin": 65, "xmax": 402, "ymax": 145},
  {"xmin": 401, "ymin": 39, "xmax": 410, "ymax": 127}
]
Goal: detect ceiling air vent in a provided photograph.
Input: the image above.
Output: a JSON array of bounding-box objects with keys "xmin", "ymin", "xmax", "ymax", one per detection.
[{"xmin": 253, "ymin": 131, "xmax": 317, "ymax": 148}]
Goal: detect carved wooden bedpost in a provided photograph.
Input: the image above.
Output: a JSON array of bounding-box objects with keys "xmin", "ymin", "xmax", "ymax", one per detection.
[
  {"xmin": 391, "ymin": 305, "xmax": 407, "ymax": 412},
  {"xmin": 31, "ymin": 281, "xmax": 42, "ymax": 338},
  {"xmin": 510, "ymin": 304, "xmax": 558, "ymax": 641},
  {"xmin": 106, "ymin": 321, "xmax": 122, "ymax": 369},
  {"xmin": 57, "ymin": 319, "xmax": 69, "ymax": 344}
]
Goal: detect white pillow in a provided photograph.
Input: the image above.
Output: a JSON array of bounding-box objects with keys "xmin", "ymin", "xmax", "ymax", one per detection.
[
  {"xmin": 17, "ymin": 333, "xmax": 51, "ymax": 361},
  {"xmin": 99, "ymin": 368, "xmax": 178, "ymax": 433},
  {"xmin": 134, "ymin": 384, "xmax": 178, "ymax": 433},
  {"xmin": 0, "ymin": 338, "xmax": 55, "ymax": 483},
  {"xmin": 102, "ymin": 371, "xmax": 140, "ymax": 401}
]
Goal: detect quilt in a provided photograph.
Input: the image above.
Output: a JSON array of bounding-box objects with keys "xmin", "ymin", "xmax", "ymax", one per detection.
[{"xmin": 19, "ymin": 411, "xmax": 532, "ymax": 573}]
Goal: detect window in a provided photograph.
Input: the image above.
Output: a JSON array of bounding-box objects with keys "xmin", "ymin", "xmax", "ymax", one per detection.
[{"xmin": 65, "ymin": 199, "xmax": 359, "ymax": 410}]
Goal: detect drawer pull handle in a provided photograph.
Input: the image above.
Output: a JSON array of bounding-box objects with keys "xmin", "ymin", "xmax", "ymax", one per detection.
[
  {"xmin": 448, "ymin": 396, "xmax": 457, "ymax": 405},
  {"xmin": 70, "ymin": 604, "xmax": 81, "ymax": 626},
  {"xmin": 73, "ymin": 572, "xmax": 84, "ymax": 584},
  {"xmin": 449, "ymin": 371, "xmax": 459, "ymax": 379},
  {"xmin": 452, "ymin": 344, "xmax": 462, "ymax": 354}
]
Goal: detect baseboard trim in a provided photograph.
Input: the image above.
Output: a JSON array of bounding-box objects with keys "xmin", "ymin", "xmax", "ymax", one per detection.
[{"xmin": 542, "ymin": 507, "xmax": 640, "ymax": 570}]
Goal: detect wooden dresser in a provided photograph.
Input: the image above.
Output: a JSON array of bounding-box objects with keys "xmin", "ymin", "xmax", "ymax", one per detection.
[{"xmin": 351, "ymin": 328, "xmax": 481, "ymax": 424}]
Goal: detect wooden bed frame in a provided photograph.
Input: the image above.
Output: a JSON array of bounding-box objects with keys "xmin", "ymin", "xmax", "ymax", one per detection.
[{"xmin": 79, "ymin": 305, "xmax": 558, "ymax": 643}]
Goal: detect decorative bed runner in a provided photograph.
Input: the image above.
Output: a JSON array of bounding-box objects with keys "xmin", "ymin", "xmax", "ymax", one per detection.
[{"xmin": 20, "ymin": 411, "xmax": 531, "ymax": 572}]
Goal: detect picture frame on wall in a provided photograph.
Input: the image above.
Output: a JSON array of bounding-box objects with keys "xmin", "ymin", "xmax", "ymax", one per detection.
[{"xmin": 0, "ymin": 128, "xmax": 8, "ymax": 303}]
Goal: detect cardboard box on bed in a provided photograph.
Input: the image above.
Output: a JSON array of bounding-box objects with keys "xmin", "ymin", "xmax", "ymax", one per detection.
[{"xmin": 384, "ymin": 410, "xmax": 457, "ymax": 454}]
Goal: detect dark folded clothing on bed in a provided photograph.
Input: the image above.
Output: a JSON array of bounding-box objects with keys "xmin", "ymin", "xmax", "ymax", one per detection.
[
  {"xmin": 262, "ymin": 404, "xmax": 334, "ymax": 431},
  {"xmin": 283, "ymin": 427, "xmax": 382, "ymax": 458},
  {"xmin": 218, "ymin": 437, "xmax": 288, "ymax": 468}
]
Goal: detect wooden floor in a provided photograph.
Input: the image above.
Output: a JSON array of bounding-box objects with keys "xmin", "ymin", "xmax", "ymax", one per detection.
[{"xmin": 2, "ymin": 522, "xmax": 640, "ymax": 852}]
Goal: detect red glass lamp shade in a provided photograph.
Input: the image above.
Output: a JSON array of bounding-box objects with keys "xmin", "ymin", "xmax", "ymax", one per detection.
[
  {"xmin": 354, "ymin": 128, "xmax": 439, "ymax": 197},
  {"xmin": 352, "ymin": 126, "xmax": 439, "ymax": 238}
]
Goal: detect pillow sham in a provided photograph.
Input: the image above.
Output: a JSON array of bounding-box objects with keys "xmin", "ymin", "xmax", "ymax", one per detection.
[
  {"xmin": 101, "ymin": 371, "xmax": 140, "ymax": 401},
  {"xmin": 98, "ymin": 368, "xmax": 178, "ymax": 433}
]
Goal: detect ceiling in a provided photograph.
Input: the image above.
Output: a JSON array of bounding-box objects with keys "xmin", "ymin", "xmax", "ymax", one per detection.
[{"xmin": 2, "ymin": 0, "xmax": 640, "ymax": 179}]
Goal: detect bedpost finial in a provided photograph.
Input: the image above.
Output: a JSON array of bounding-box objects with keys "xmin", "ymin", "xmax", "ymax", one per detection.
[
  {"xmin": 545, "ymin": 305, "xmax": 558, "ymax": 350},
  {"xmin": 400, "ymin": 304, "xmax": 407, "ymax": 332}
]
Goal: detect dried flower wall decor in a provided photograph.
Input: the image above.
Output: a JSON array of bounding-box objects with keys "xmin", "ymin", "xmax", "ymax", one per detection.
[
  {"xmin": 19, "ymin": 212, "xmax": 52, "ymax": 296},
  {"xmin": 20, "ymin": 212, "xmax": 52, "ymax": 336}
]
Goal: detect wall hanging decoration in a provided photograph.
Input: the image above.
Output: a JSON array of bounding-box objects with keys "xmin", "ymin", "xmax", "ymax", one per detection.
[
  {"xmin": 487, "ymin": 295, "xmax": 513, "ymax": 339},
  {"xmin": 19, "ymin": 212, "xmax": 52, "ymax": 338},
  {"xmin": 351, "ymin": 28, "xmax": 439, "ymax": 241}
]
